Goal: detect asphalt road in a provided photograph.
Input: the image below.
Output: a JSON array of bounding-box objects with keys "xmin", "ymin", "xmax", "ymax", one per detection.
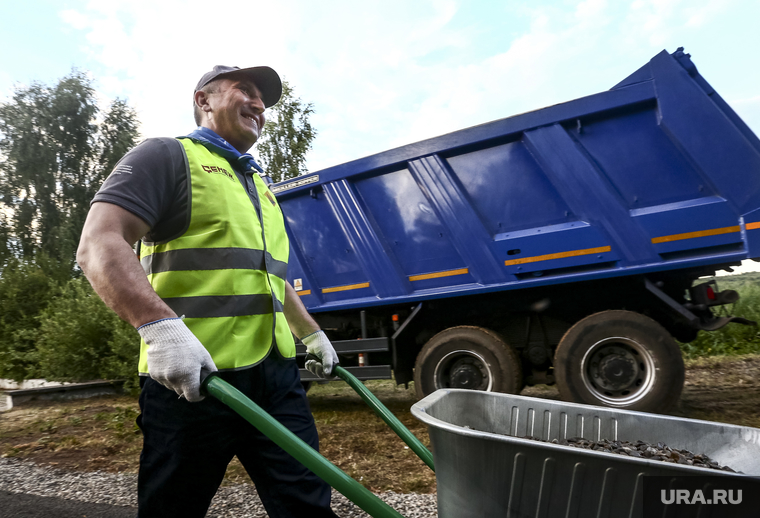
[{"xmin": 0, "ymin": 491, "xmax": 136, "ymax": 518}]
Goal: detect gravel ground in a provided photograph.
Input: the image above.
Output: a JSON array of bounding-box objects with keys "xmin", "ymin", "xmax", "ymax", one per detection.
[{"xmin": 0, "ymin": 458, "xmax": 438, "ymax": 517}]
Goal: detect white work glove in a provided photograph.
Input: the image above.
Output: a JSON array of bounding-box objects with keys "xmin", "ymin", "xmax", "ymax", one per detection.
[
  {"xmin": 138, "ymin": 317, "xmax": 217, "ymax": 402},
  {"xmin": 302, "ymin": 330, "xmax": 339, "ymax": 379}
]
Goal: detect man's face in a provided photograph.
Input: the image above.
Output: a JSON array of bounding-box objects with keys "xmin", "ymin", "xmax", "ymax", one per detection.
[{"xmin": 201, "ymin": 77, "xmax": 267, "ymax": 153}]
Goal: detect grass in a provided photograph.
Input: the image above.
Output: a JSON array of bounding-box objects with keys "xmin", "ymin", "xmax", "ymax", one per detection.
[
  {"xmin": 680, "ymin": 274, "xmax": 760, "ymax": 358},
  {"xmin": 308, "ymin": 380, "xmax": 435, "ymax": 493},
  {"xmin": 221, "ymin": 379, "xmax": 436, "ymax": 492},
  {"xmin": 0, "ymin": 400, "xmax": 144, "ymax": 473},
  {"xmin": 0, "ymin": 383, "xmax": 435, "ymax": 493}
]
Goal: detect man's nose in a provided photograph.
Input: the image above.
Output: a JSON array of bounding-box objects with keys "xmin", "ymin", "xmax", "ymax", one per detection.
[{"xmin": 249, "ymin": 97, "xmax": 265, "ymax": 114}]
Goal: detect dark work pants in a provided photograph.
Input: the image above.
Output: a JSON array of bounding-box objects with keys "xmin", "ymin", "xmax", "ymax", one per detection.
[{"xmin": 136, "ymin": 355, "xmax": 338, "ymax": 518}]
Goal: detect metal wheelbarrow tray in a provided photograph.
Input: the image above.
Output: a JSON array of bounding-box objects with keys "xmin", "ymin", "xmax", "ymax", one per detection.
[{"xmin": 411, "ymin": 389, "xmax": 760, "ymax": 518}]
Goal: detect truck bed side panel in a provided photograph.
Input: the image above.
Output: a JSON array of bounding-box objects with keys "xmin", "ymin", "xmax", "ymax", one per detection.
[{"xmin": 276, "ymin": 49, "xmax": 760, "ymax": 313}]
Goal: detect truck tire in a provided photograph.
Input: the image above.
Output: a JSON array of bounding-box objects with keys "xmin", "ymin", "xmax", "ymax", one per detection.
[
  {"xmin": 413, "ymin": 326, "xmax": 523, "ymax": 399},
  {"xmin": 554, "ymin": 310, "xmax": 684, "ymax": 413}
]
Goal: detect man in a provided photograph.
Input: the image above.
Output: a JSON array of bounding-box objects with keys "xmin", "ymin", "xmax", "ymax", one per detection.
[{"xmin": 77, "ymin": 65, "xmax": 340, "ymax": 518}]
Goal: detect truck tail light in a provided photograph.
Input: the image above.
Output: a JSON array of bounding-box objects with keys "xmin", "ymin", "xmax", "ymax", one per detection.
[{"xmin": 689, "ymin": 280, "xmax": 738, "ymax": 307}]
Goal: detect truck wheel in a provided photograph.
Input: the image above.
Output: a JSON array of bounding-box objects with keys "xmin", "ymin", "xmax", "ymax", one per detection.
[
  {"xmin": 554, "ymin": 310, "xmax": 684, "ymax": 413},
  {"xmin": 414, "ymin": 326, "xmax": 523, "ymax": 399}
]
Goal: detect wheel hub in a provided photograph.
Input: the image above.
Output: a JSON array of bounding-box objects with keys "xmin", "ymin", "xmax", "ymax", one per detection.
[
  {"xmin": 581, "ymin": 338, "xmax": 655, "ymax": 406},
  {"xmin": 589, "ymin": 345, "xmax": 640, "ymax": 391},
  {"xmin": 598, "ymin": 354, "xmax": 636, "ymax": 388},
  {"xmin": 449, "ymin": 360, "xmax": 483, "ymax": 388},
  {"xmin": 434, "ymin": 349, "xmax": 493, "ymax": 392}
]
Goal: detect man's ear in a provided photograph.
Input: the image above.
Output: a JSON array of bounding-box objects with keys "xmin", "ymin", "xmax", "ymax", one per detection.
[{"xmin": 195, "ymin": 90, "xmax": 212, "ymax": 113}]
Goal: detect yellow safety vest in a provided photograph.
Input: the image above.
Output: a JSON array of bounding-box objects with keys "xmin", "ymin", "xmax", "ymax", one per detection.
[{"xmin": 137, "ymin": 138, "xmax": 295, "ymax": 374}]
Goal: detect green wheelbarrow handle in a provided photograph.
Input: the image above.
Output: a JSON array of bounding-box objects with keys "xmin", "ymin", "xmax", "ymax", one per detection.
[
  {"xmin": 325, "ymin": 361, "xmax": 435, "ymax": 472},
  {"xmin": 200, "ymin": 370, "xmax": 406, "ymax": 518}
]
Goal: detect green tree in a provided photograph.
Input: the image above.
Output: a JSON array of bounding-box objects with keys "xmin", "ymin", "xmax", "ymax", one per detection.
[
  {"xmin": 0, "ymin": 70, "xmax": 140, "ymax": 268},
  {"xmin": 0, "ymin": 212, "xmax": 11, "ymax": 267},
  {"xmin": 0, "ymin": 255, "xmax": 68, "ymax": 381},
  {"xmin": 34, "ymin": 276, "xmax": 140, "ymax": 387},
  {"xmin": 256, "ymin": 80, "xmax": 316, "ymax": 183}
]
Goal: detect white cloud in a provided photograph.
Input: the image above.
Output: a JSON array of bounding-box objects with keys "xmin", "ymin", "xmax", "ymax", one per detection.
[
  {"xmin": 59, "ymin": 9, "xmax": 89, "ymax": 30},
  {"xmin": 686, "ymin": 0, "xmax": 733, "ymax": 27},
  {"xmin": 730, "ymin": 95, "xmax": 760, "ymax": 140},
  {"xmin": 625, "ymin": 0, "xmax": 681, "ymax": 46},
  {"xmin": 59, "ymin": 0, "xmax": 760, "ymax": 173}
]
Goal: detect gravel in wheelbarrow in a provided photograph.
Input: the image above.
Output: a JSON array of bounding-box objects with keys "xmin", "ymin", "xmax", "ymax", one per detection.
[{"xmin": 518, "ymin": 435, "xmax": 740, "ymax": 472}]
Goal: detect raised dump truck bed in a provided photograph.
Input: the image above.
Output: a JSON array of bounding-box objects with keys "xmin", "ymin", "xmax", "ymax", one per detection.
[{"xmin": 273, "ymin": 48, "xmax": 760, "ymax": 413}]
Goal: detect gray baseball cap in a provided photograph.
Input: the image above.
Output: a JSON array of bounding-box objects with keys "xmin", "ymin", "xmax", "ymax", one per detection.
[{"xmin": 195, "ymin": 65, "xmax": 282, "ymax": 108}]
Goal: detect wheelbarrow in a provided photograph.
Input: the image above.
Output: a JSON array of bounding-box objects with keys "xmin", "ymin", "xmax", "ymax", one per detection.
[
  {"xmin": 411, "ymin": 389, "xmax": 760, "ymax": 518},
  {"xmin": 200, "ymin": 358, "xmax": 433, "ymax": 518}
]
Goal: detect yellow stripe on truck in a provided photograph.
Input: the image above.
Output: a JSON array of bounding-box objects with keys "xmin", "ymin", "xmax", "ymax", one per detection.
[
  {"xmin": 409, "ymin": 268, "xmax": 469, "ymax": 282},
  {"xmin": 651, "ymin": 226, "xmax": 740, "ymax": 244},
  {"xmin": 322, "ymin": 282, "xmax": 371, "ymax": 294},
  {"xmin": 505, "ymin": 246, "xmax": 611, "ymax": 266}
]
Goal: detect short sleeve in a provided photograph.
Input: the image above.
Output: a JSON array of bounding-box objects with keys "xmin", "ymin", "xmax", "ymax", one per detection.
[{"xmin": 92, "ymin": 137, "xmax": 189, "ymax": 242}]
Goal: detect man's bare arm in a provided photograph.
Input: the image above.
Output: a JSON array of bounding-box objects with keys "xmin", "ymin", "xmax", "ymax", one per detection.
[
  {"xmin": 77, "ymin": 202, "xmax": 176, "ymax": 328},
  {"xmin": 283, "ymin": 281, "xmax": 321, "ymax": 339}
]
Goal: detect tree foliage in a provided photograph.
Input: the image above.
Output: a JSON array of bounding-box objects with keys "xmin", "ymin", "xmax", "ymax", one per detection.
[
  {"xmin": 0, "ymin": 265, "xmax": 140, "ymax": 385},
  {"xmin": 0, "ymin": 71, "xmax": 141, "ymax": 383},
  {"xmin": 0, "ymin": 255, "xmax": 69, "ymax": 381},
  {"xmin": 256, "ymin": 80, "xmax": 316, "ymax": 183},
  {"xmin": 35, "ymin": 276, "xmax": 140, "ymax": 387},
  {"xmin": 0, "ymin": 70, "xmax": 139, "ymax": 268}
]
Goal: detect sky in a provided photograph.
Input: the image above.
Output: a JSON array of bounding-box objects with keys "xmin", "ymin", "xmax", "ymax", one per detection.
[{"xmin": 1, "ymin": 0, "xmax": 760, "ymax": 274}]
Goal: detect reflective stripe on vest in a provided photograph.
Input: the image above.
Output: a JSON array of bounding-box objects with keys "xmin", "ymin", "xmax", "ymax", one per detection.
[{"xmin": 137, "ymin": 138, "xmax": 295, "ymax": 374}]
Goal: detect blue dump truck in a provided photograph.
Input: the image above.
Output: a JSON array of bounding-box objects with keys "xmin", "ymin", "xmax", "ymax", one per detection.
[{"xmin": 272, "ymin": 48, "xmax": 760, "ymax": 414}]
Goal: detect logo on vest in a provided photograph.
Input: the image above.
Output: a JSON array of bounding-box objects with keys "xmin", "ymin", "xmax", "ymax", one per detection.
[{"xmin": 202, "ymin": 164, "xmax": 234, "ymax": 181}]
